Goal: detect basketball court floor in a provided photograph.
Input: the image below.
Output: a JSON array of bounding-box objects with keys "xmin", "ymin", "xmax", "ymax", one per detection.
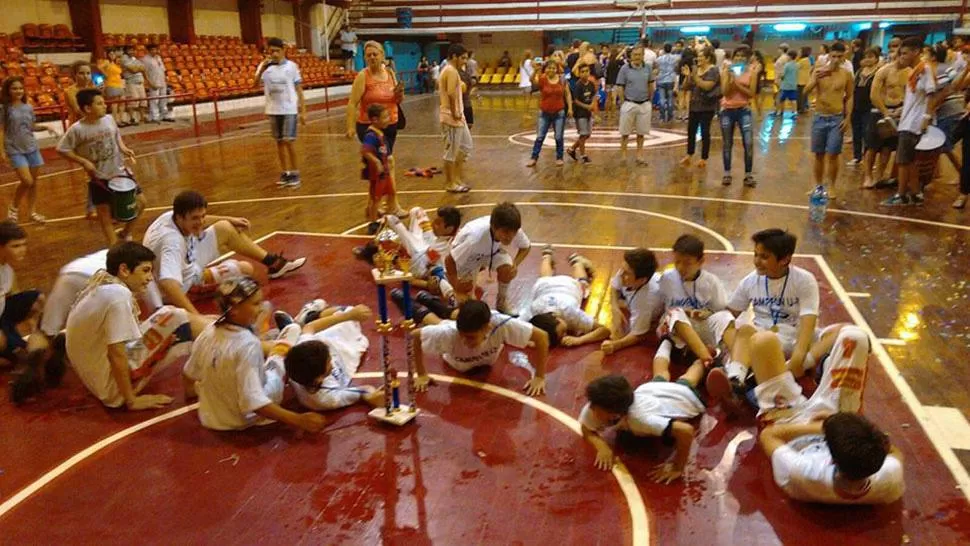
[{"xmin": 1, "ymin": 94, "xmax": 969, "ymax": 544}]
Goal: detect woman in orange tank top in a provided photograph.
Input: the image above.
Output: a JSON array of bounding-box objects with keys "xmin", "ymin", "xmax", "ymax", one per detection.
[
  {"xmin": 719, "ymin": 46, "xmax": 761, "ymax": 187},
  {"xmin": 346, "ymin": 41, "xmax": 406, "ymax": 217}
]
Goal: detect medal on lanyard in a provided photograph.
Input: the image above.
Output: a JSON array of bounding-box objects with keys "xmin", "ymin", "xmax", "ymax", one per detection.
[{"xmin": 765, "ymin": 273, "xmax": 790, "ymax": 332}]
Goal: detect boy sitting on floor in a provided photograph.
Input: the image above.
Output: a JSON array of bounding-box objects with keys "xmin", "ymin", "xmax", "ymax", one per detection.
[
  {"xmin": 580, "ymin": 357, "xmax": 708, "ymax": 484},
  {"xmin": 412, "ymin": 299, "xmax": 549, "ymax": 396},
  {"xmin": 355, "ymin": 206, "xmax": 462, "ymax": 301},
  {"xmin": 445, "ymin": 202, "xmax": 531, "ymax": 314},
  {"xmin": 653, "ymin": 234, "xmax": 734, "ymax": 370},
  {"xmin": 602, "ymin": 248, "xmax": 662, "ymax": 355},
  {"xmin": 182, "ymin": 277, "xmax": 324, "ymax": 432},
  {"xmin": 519, "ymin": 245, "xmax": 610, "ymax": 348},
  {"xmin": 142, "ymin": 190, "xmax": 305, "ymax": 314},
  {"xmin": 66, "ymin": 242, "xmax": 211, "ymax": 410},
  {"xmin": 270, "ymin": 300, "xmax": 385, "ymax": 410},
  {"xmin": 749, "ymin": 325, "xmax": 904, "ymax": 504},
  {"xmin": 707, "ymin": 229, "xmax": 847, "ymax": 409}
]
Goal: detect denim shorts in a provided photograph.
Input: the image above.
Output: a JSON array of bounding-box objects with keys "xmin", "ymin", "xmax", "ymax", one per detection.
[
  {"xmin": 937, "ymin": 114, "xmax": 961, "ymax": 153},
  {"xmin": 811, "ymin": 114, "xmax": 845, "ymax": 155},
  {"xmin": 268, "ymin": 114, "xmax": 298, "ymax": 141},
  {"xmin": 7, "ymin": 149, "xmax": 43, "ymax": 169}
]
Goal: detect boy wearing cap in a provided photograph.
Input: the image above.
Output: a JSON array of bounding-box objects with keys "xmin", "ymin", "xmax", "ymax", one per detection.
[{"xmin": 182, "ymin": 276, "xmax": 326, "ymax": 432}]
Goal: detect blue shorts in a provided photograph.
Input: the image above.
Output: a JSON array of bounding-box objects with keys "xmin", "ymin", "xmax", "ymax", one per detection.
[
  {"xmin": 811, "ymin": 114, "xmax": 845, "ymax": 155},
  {"xmin": 937, "ymin": 114, "xmax": 962, "ymax": 153},
  {"xmin": 268, "ymin": 114, "xmax": 298, "ymax": 141},
  {"xmin": 779, "ymin": 89, "xmax": 799, "ymax": 102},
  {"xmin": 7, "ymin": 150, "xmax": 43, "ymax": 169}
]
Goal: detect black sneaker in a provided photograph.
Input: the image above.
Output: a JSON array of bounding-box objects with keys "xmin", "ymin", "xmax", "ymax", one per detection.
[
  {"xmin": 881, "ymin": 193, "xmax": 911, "ymax": 207},
  {"xmin": 911, "ymin": 192, "xmax": 925, "ymax": 206},
  {"xmin": 366, "ymin": 222, "xmax": 381, "ymax": 235},
  {"xmin": 273, "ymin": 310, "xmax": 295, "ymax": 331},
  {"xmin": 390, "ymin": 288, "xmax": 430, "ymax": 323},
  {"xmin": 581, "ymin": 155, "xmax": 591, "ymax": 164},
  {"xmin": 353, "ymin": 241, "xmax": 379, "ymax": 264},
  {"xmin": 566, "ymin": 148, "xmax": 578, "ymax": 161},
  {"xmin": 415, "ymin": 290, "xmax": 456, "ymax": 319}
]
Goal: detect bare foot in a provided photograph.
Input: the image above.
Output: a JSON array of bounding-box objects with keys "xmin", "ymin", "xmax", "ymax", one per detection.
[
  {"xmin": 679, "ymin": 156, "xmax": 691, "ymax": 166},
  {"xmin": 697, "ymin": 159, "xmax": 707, "ymax": 168}
]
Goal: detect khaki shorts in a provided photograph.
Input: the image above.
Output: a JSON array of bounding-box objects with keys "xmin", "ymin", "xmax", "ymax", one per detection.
[
  {"xmin": 126, "ymin": 82, "xmax": 147, "ymax": 108},
  {"xmin": 441, "ymin": 123, "xmax": 473, "ymax": 162},
  {"xmin": 619, "ymin": 100, "xmax": 651, "ymax": 136}
]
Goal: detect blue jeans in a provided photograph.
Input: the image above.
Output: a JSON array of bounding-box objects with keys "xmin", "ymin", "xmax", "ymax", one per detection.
[
  {"xmin": 658, "ymin": 82, "xmax": 675, "ymax": 121},
  {"xmin": 720, "ymin": 107, "xmax": 753, "ymax": 173},
  {"xmin": 532, "ymin": 109, "xmax": 566, "ymax": 160}
]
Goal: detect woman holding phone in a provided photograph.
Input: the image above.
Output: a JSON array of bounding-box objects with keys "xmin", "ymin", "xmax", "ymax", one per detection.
[{"xmin": 719, "ymin": 46, "xmax": 761, "ymax": 187}]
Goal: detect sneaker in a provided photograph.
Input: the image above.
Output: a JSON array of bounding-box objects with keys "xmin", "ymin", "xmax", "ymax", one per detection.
[
  {"xmin": 743, "ymin": 174, "xmax": 757, "ymax": 187},
  {"xmin": 541, "ymin": 243, "xmax": 555, "ymax": 258},
  {"xmin": 281, "ymin": 173, "xmax": 301, "ymax": 188},
  {"xmin": 722, "ymin": 175, "xmax": 733, "ymax": 186},
  {"xmin": 29, "ymin": 212, "xmax": 47, "ymax": 224},
  {"xmin": 911, "ymin": 192, "xmax": 925, "ymax": 206},
  {"xmin": 273, "ymin": 310, "xmax": 295, "ymax": 331},
  {"xmin": 706, "ymin": 367, "xmax": 745, "ymax": 414},
  {"xmin": 7, "ymin": 206, "xmax": 17, "ymax": 222},
  {"xmin": 267, "ymin": 255, "xmax": 307, "ymax": 279},
  {"xmin": 566, "ymin": 148, "xmax": 577, "ymax": 161},
  {"xmin": 366, "ymin": 221, "xmax": 381, "ymax": 235},
  {"xmin": 846, "ymin": 158, "xmax": 860, "ymax": 166},
  {"xmin": 276, "ymin": 323, "xmax": 302, "ymax": 349},
  {"xmin": 276, "ymin": 172, "xmax": 291, "ymax": 187},
  {"xmin": 415, "ymin": 290, "xmax": 456, "ymax": 319},
  {"xmin": 881, "ymin": 193, "xmax": 911, "ymax": 207},
  {"xmin": 294, "ymin": 298, "xmax": 328, "ymax": 325},
  {"xmin": 568, "ymin": 252, "xmax": 595, "ymax": 279},
  {"xmin": 390, "ymin": 288, "xmax": 430, "ymax": 323},
  {"xmin": 581, "ymin": 155, "xmax": 591, "ymax": 164}
]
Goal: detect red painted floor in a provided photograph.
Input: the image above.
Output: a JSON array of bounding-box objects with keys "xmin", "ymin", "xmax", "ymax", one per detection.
[{"xmin": 2, "ymin": 234, "xmax": 969, "ymax": 545}]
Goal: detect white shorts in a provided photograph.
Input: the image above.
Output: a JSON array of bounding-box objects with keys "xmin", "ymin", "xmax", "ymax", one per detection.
[
  {"xmin": 658, "ymin": 308, "xmax": 734, "ymax": 350},
  {"xmin": 619, "ymin": 101, "xmax": 652, "ymax": 136},
  {"xmin": 755, "ymin": 326, "xmax": 869, "ymax": 425},
  {"xmin": 126, "ymin": 82, "xmax": 147, "ymax": 107},
  {"xmin": 128, "ymin": 305, "xmax": 192, "ymax": 381},
  {"xmin": 459, "ymin": 248, "xmax": 514, "ymax": 282},
  {"xmin": 40, "ymin": 272, "xmax": 89, "ymax": 336},
  {"xmin": 734, "ymin": 312, "xmax": 840, "ymax": 357},
  {"xmin": 441, "ymin": 123, "xmax": 473, "ymax": 162}
]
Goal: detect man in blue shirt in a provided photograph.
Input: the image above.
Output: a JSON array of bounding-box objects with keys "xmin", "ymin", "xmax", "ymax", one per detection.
[{"xmin": 656, "ymin": 43, "xmax": 679, "ymax": 123}]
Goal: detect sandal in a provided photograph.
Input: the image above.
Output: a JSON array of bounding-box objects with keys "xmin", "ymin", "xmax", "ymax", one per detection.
[
  {"xmin": 953, "ymin": 195, "xmax": 968, "ymax": 209},
  {"xmin": 445, "ymin": 184, "xmax": 470, "ymax": 193},
  {"xmin": 526, "ymin": 159, "xmax": 537, "ymax": 168}
]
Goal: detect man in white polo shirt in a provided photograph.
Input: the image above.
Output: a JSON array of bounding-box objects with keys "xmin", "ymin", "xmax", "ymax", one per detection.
[{"xmin": 256, "ymin": 37, "xmax": 306, "ymax": 188}]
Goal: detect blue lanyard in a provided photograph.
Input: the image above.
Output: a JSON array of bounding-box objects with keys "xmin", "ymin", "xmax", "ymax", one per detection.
[{"xmin": 764, "ymin": 272, "xmax": 791, "ymax": 327}]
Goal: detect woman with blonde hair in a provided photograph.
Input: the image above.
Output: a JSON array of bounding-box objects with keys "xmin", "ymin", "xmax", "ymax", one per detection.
[{"xmin": 346, "ymin": 40, "xmax": 405, "ymax": 216}]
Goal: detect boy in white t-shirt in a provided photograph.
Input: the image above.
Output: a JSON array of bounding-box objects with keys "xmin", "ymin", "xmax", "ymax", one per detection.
[
  {"xmin": 255, "ymin": 37, "xmax": 306, "ymax": 187},
  {"xmin": 142, "ymin": 190, "xmax": 305, "ymax": 313},
  {"xmin": 520, "ymin": 245, "xmax": 610, "ymax": 348},
  {"xmin": 276, "ymin": 302, "xmax": 385, "ymax": 411},
  {"xmin": 57, "ymin": 88, "xmax": 146, "ymax": 245},
  {"xmin": 355, "ymin": 206, "xmax": 462, "ymax": 302},
  {"xmin": 65, "ymin": 242, "xmax": 210, "ymax": 410},
  {"xmin": 750, "ymin": 326, "xmax": 904, "ymax": 504},
  {"xmin": 707, "ymin": 229, "xmax": 847, "ymax": 410},
  {"xmin": 654, "ymin": 235, "xmax": 733, "ymax": 374},
  {"xmin": 445, "ymin": 202, "xmax": 531, "ymax": 314},
  {"xmin": 182, "ymin": 277, "xmax": 325, "ymax": 432},
  {"xmin": 40, "ymin": 249, "xmax": 107, "ymax": 337},
  {"xmin": 579, "ymin": 366, "xmax": 707, "ymax": 484},
  {"xmin": 0, "ymin": 221, "xmax": 45, "ymax": 364},
  {"xmin": 413, "ymin": 299, "xmax": 549, "ymax": 396},
  {"xmin": 602, "ymin": 248, "xmax": 662, "ymax": 355}
]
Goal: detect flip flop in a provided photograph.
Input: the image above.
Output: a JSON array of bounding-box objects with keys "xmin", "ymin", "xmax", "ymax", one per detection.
[{"xmin": 446, "ymin": 184, "xmax": 471, "ymax": 193}]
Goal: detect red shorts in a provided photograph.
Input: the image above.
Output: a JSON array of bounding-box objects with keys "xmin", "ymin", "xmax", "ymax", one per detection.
[{"xmin": 368, "ymin": 173, "xmax": 393, "ymax": 200}]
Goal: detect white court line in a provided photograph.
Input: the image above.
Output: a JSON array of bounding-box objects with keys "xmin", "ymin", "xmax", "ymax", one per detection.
[
  {"xmin": 847, "ymin": 292, "xmax": 872, "ymax": 298},
  {"xmin": 0, "ymin": 370, "xmax": 650, "ymax": 546},
  {"xmin": 813, "ymin": 255, "xmax": 970, "ymax": 500},
  {"xmin": 339, "ymin": 201, "xmax": 737, "ymax": 252},
  {"xmin": 877, "ymin": 338, "xmax": 908, "ymax": 346},
  {"xmin": 0, "ymin": 403, "xmax": 200, "ymax": 518},
  {"xmin": 923, "ymin": 406, "xmax": 970, "ymax": 451}
]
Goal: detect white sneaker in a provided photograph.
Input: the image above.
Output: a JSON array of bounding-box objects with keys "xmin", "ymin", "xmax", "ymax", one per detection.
[
  {"xmin": 294, "ymin": 298, "xmax": 328, "ymax": 325},
  {"xmin": 846, "ymin": 158, "xmax": 860, "ymax": 166},
  {"xmin": 268, "ymin": 256, "xmax": 306, "ymax": 279},
  {"xmin": 277, "ymin": 323, "xmax": 302, "ymax": 348}
]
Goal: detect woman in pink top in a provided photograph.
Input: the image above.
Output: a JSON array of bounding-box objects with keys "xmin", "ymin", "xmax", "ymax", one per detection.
[
  {"xmin": 527, "ymin": 61, "xmax": 573, "ymax": 167},
  {"xmin": 719, "ymin": 46, "xmax": 761, "ymax": 187}
]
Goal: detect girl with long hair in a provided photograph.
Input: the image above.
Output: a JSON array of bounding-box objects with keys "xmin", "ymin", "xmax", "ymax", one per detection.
[{"xmin": 0, "ymin": 76, "xmax": 56, "ymax": 223}]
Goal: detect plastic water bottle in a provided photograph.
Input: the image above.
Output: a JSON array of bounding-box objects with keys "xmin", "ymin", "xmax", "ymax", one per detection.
[{"xmin": 809, "ymin": 185, "xmax": 829, "ymax": 223}]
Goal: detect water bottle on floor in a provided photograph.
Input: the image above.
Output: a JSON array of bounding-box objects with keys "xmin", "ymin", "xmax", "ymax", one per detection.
[{"xmin": 809, "ymin": 185, "xmax": 829, "ymax": 223}]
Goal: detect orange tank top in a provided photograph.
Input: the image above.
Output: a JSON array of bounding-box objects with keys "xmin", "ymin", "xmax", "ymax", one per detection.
[
  {"xmin": 357, "ymin": 68, "xmax": 399, "ymax": 124},
  {"xmin": 721, "ymin": 70, "xmax": 752, "ymax": 110}
]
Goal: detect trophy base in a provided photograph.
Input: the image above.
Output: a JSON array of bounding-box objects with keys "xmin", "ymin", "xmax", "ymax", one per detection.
[{"xmin": 368, "ymin": 405, "xmax": 420, "ymax": 426}]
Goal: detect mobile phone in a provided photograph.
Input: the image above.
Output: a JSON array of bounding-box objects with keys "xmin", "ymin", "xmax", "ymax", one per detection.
[{"xmin": 731, "ymin": 64, "xmax": 745, "ymax": 76}]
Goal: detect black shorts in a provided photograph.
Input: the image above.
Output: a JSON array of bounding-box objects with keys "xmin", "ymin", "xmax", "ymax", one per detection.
[
  {"xmin": 356, "ymin": 121, "xmax": 398, "ymax": 155},
  {"xmin": 866, "ymin": 110, "xmax": 900, "ymax": 151},
  {"xmin": 463, "ymin": 105, "xmax": 474, "ymax": 127},
  {"xmin": 896, "ymin": 130, "xmax": 920, "ymax": 166},
  {"xmin": 1, "ymin": 290, "xmax": 42, "ymax": 358},
  {"xmin": 88, "ymin": 176, "xmax": 143, "ymax": 206},
  {"xmin": 342, "ymin": 50, "xmax": 355, "ymax": 60}
]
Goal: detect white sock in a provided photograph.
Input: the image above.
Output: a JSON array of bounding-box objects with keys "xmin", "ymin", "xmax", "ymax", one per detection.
[
  {"xmin": 496, "ymin": 282, "xmax": 510, "ymax": 307},
  {"xmin": 655, "ymin": 338, "xmax": 673, "ymax": 361},
  {"xmin": 724, "ymin": 359, "xmax": 748, "ymax": 382}
]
